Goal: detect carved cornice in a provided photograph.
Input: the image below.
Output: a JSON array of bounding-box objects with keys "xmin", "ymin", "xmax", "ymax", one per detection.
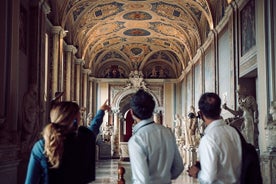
[
  {"xmin": 51, "ymin": 26, "xmax": 63, "ymax": 35},
  {"xmin": 82, "ymin": 68, "xmax": 91, "ymax": 75},
  {"xmin": 89, "ymin": 77, "xmax": 96, "ymax": 81},
  {"xmin": 202, "ymin": 30, "xmax": 215, "ymax": 51},
  {"xmin": 215, "ymin": 4, "xmax": 233, "ymax": 33},
  {"xmin": 51, "ymin": 26, "xmax": 67, "ymax": 38}
]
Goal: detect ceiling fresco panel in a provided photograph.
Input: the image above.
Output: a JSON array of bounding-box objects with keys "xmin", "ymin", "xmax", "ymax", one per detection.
[{"xmin": 51, "ymin": 0, "xmax": 228, "ymax": 79}]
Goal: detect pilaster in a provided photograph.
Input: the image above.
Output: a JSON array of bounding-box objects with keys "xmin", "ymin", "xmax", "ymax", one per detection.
[
  {"xmin": 51, "ymin": 26, "xmax": 64, "ymax": 97},
  {"xmin": 82, "ymin": 68, "xmax": 91, "ymax": 109},
  {"xmin": 112, "ymin": 112, "xmax": 120, "ymax": 158},
  {"xmin": 75, "ymin": 59, "xmax": 84, "ymax": 104},
  {"xmin": 64, "ymin": 45, "xmax": 77, "ymax": 101},
  {"xmin": 88, "ymin": 77, "xmax": 94, "ymax": 115}
]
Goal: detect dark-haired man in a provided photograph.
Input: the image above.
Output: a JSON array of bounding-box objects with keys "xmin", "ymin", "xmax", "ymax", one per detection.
[
  {"xmin": 188, "ymin": 92, "xmax": 242, "ymax": 183},
  {"xmin": 128, "ymin": 89, "xmax": 184, "ymax": 184}
]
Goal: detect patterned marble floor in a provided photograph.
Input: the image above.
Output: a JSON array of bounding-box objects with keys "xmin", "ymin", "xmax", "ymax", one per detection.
[{"xmin": 89, "ymin": 159, "xmax": 199, "ymax": 184}]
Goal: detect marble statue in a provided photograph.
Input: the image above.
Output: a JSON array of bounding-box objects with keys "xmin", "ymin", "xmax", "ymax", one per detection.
[
  {"xmin": 223, "ymin": 86, "xmax": 258, "ymax": 145},
  {"xmin": 181, "ymin": 115, "xmax": 191, "ymax": 146},
  {"xmin": 21, "ymin": 84, "xmax": 40, "ymax": 153},
  {"xmin": 187, "ymin": 106, "xmax": 198, "ymax": 146},
  {"xmin": 269, "ymin": 101, "xmax": 276, "ymax": 122},
  {"xmin": 86, "ymin": 112, "xmax": 93, "ymax": 126},
  {"xmin": 174, "ymin": 114, "xmax": 182, "ymax": 139}
]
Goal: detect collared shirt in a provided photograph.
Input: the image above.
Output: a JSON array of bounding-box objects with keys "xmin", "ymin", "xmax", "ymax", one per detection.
[
  {"xmin": 128, "ymin": 118, "xmax": 184, "ymax": 184},
  {"xmin": 197, "ymin": 119, "xmax": 242, "ymax": 184}
]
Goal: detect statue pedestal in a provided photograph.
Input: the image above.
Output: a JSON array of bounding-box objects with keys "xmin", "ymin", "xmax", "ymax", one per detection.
[
  {"xmin": 261, "ymin": 151, "xmax": 276, "ymax": 184},
  {"xmin": 183, "ymin": 145, "xmax": 197, "ymax": 169},
  {"xmin": 119, "ymin": 142, "xmax": 129, "ymax": 161},
  {"xmin": 98, "ymin": 142, "xmax": 111, "ymax": 159},
  {"xmin": 260, "ymin": 122, "xmax": 276, "ymax": 184},
  {"xmin": 265, "ymin": 122, "xmax": 276, "ymax": 152}
]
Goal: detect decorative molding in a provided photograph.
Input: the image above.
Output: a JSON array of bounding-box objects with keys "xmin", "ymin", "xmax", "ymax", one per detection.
[
  {"xmin": 215, "ymin": 3, "xmax": 233, "ymax": 33},
  {"xmin": 202, "ymin": 30, "xmax": 215, "ymax": 51},
  {"xmin": 64, "ymin": 45, "xmax": 77, "ymax": 54},
  {"xmin": 82, "ymin": 68, "xmax": 91, "ymax": 74},
  {"xmin": 75, "ymin": 59, "xmax": 84, "ymax": 65},
  {"xmin": 111, "ymin": 83, "xmax": 162, "ymax": 112},
  {"xmin": 88, "ymin": 77, "xmax": 96, "ymax": 81},
  {"xmin": 51, "ymin": 26, "xmax": 67, "ymax": 38},
  {"xmin": 192, "ymin": 48, "xmax": 203, "ymax": 65},
  {"xmin": 51, "ymin": 26, "xmax": 63, "ymax": 35},
  {"xmin": 239, "ymin": 53, "xmax": 257, "ymax": 77}
]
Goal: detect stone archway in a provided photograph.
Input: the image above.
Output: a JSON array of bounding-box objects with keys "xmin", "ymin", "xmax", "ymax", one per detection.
[
  {"xmin": 111, "ymin": 87, "xmax": 162, "ymax": 159},
  {"xmin": 110, "ymin": 70, "xmax": 163, "ymax": 158}
]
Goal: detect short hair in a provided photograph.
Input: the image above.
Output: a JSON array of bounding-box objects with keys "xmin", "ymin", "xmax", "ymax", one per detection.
[
  {"xmin": 130, "ymin": 89, "xmax": 155, "ymax": 119},
  {"xmin": 198, "ymin": 92, "xmax": 221, "ymax": 119}
]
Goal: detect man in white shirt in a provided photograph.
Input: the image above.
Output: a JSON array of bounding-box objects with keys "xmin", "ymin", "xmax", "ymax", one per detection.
[
  {"xmin": 188, "ymin": 92, "xmax": 242, "ymax": 184},
  {"xmin": 128, "ymin": 89, "xmax": 184, "ymax": 184}
]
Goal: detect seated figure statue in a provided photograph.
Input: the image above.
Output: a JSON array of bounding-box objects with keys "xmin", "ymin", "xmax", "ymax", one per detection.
[{"xmin": 223, "ymin": 86, "xmax": 258, "ymax": 146}]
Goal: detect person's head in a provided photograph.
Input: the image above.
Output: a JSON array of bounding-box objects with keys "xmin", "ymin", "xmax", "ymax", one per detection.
[
  {"xmin": 49, "ymin": 101, "xmax": 80, "ymax": 128},
  {"xmin": 130, "ymin": 89, "xmax": 155, "ymax": 120},
  {"xmin": 43, "ymin": 101, "xmax": 80, "ymax": 168},
  {"xmin": 198, "ymin": 92, "xmax": 221, "ymax": 121}
]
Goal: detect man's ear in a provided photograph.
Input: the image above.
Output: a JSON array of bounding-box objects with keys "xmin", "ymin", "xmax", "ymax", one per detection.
[{"xmin": 198, "ymin": 111, "xmax": 205, "ymax": 122}]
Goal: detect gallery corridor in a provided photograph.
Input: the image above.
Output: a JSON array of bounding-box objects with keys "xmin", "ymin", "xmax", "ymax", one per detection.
[{"xmin": 90, "ymin": 159, "xmax": 199, "ymax": 184}]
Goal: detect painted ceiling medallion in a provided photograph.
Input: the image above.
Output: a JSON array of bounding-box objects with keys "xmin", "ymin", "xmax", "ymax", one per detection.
[
  {"xmin": 130, "ymin": 48, "xmax": 143, "ymax": 55},
  {"xmin": 123, "ymin": 28, "xmax": 150, "ymax": 36},
  {"xmin": 123, "ymin": 11, "xmax": 152, "ymax": 20}
]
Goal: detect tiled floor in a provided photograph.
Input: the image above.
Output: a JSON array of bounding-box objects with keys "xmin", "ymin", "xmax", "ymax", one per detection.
[{"xmin": 90, "ymin": 159, "xmax": 199, "ymax": 184}]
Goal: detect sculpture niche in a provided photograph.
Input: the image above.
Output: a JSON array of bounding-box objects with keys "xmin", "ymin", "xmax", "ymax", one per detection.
[{"xmin": 223, "ymin": 86, "xmax": 258, "ymax": 146}]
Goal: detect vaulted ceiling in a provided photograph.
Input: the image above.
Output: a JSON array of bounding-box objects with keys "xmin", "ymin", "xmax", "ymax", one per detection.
[{"xmin": 48, "ymin": 0, "xmax": 228, "ymax": 79}]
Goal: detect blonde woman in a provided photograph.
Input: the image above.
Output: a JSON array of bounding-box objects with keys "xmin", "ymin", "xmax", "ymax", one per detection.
[{"xmin": 25, "ymin": 100, "xmax": 110, "ymax": 184}]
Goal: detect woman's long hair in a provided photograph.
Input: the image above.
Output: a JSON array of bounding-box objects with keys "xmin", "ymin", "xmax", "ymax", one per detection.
[{"xmin": 42, "ymin": 101, "xmax": 80, "ymax": 168}]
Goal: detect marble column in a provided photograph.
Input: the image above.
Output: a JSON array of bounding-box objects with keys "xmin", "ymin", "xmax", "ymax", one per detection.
[
  {"xmin": 71, "ymin": 57, "xmax": 76, "ymax": 101},
  {"xmin": 74, "ymin": 59, "xmax": 84, "ymax": 104},
  {"xmin": 88, "ymin": 77, "xmax": 94, "ymax": 116},
  {"xmin": 261, "ymin": 101, "xmax": 276, "ymax": 183},
  {"xmin": 81, "ymin": 68, "xmax": 90, "ymax": 126},
  {"xmin": 64, "ymin": 45, "xmax": 77, "ymax": 101},
  {"xmin": 82, "ymin": 68, "xmax": 90, "ymax": 109},
  {"xmin": 51, "ymin": 26, "xmax": 66, "ymax": 98},
  {"xmin": 112, "ymin": 112, "xmax": 120, "ymax": 158}
]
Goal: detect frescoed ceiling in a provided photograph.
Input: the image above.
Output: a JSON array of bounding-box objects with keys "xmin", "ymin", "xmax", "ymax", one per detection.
[{"xmin": 48, "ymin": 0, "xmax": 228, "ymax": 79}]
